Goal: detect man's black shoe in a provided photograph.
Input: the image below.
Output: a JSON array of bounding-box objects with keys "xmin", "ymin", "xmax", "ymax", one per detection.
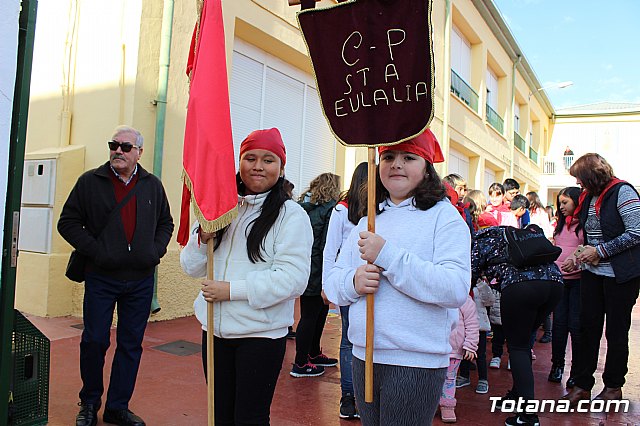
[
  {"xmin": 103, "ymin": 408, "xmax": 146, "ymax": 426},
  {"xmin": 76, "ymin": 402, "xmax": 100, "ymax": 426}
]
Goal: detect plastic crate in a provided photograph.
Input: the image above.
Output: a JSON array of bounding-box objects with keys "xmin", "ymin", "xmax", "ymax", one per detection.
[{"xmin": 8, "ymin": 310, "xmax": 50, "ymax": 425}]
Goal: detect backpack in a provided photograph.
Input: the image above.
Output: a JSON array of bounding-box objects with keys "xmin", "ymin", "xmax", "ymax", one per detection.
[{"xmin": 491, "ymin": 224, "xmax": 561, "ymax": 267}]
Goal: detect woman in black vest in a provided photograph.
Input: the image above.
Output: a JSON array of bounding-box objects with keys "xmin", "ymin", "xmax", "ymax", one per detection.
[{"xmin": 563, "ymin": 153, "xmax": 640, "ymax": 406}]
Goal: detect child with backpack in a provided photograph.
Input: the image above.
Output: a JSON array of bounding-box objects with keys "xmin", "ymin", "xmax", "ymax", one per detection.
[
  {"xmin": 440, "ymin": 295, "xmax": 479, "ymax": 423},
  {"xmin": 472, "ymin": 225, "xmax": 563, "ymax": 426}
]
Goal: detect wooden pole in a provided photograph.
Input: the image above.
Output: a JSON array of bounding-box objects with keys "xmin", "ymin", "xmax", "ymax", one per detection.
[
  {"xmin": 365, "ymin": 147, "xmax": 376, "ymax": 403},
  {"xmin": 207, "ymin": 239, "xmax": 215, "ymax": 426}
]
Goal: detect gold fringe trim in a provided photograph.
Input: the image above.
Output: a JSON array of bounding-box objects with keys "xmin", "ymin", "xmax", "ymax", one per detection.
[
  {"xmin": 188, "ymin": 0, "xmax": 205, "ymax": 84},
  {"xmin": 183, "ymin": 169, "xmax": 238, "ymax": 233}
]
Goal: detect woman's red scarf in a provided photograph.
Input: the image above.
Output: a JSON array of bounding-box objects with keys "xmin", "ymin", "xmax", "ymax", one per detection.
[{"xmin": 572, "ymin": 178, "xmax": 626, "ymax": 221}]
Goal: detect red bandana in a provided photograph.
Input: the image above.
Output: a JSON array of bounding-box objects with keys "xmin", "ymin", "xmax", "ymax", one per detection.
[{"xmin": 573, "ymin": 178, "xmax": 625, "ymax": 219}]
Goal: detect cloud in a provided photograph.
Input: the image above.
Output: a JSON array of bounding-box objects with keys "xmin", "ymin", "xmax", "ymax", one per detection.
[
  {"xmin": 602, "ymin": 64, "xmax": 614, "ymax": 71},
  {"xmin": 599, "ymin": 76, "xmax": 623, "ymax": 86},
  {"xmin": 563, "ymin": 16, "xmax": 575, "ymax": 23}
]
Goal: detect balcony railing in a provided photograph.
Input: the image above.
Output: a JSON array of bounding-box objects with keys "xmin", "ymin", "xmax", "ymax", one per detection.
[
  {"xmin": 543, "ymin": 157, "xmax": 556, "ymax": 174},
  {"xmin": 563, "ymin": 154, "xmax": 574, "ymax": 170},
  {"xmin": 450, "ymin": 69, "xmax": 479, "ymax": 113},
  {"xmin": 543, "ymin": 155, "xmax": 576, "ymax": 175},
  {"xmin": 529, "ymin": 147, "xmax": 538, "ymax": 163},
  {"xmin": 486, "ymin": 104, "xmax": 504, "ymax": 134},
  {"xmin": 514, "ymin": 132, "xmax": 526, "ymax": 154}
]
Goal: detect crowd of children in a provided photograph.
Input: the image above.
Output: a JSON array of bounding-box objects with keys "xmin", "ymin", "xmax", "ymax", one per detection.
[{"xmin": 179, "ymin": 126, "xmax": 622, "ymax": 426}]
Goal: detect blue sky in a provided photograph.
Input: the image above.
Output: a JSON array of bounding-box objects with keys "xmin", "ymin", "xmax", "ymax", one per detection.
[{"xmin": 492, "ymin": 0, "xmax": 640, "ymax": 109}]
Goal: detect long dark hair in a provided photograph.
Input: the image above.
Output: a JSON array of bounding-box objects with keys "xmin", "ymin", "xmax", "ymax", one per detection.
[
  {"xmin": 337, "ymin": 162, "xmax": 368, "ymax": 225},
  {"xmin": 215, "ymin": 172, "xmax": 294, "ymax": 263},
  {"xmin": 370, "ymin": 161, "xmax": 446, "ymax": 213},
  {"xmin": 554, "ymin": 186, "xmax": 582, "ymax": 238}
]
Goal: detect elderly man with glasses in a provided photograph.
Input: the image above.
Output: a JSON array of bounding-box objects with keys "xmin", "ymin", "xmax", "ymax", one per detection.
[{"xmin": 58, "ymin": 125, "xmax": 174, "ymax": 426}]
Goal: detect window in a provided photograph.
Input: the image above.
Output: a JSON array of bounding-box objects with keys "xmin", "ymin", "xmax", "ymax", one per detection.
[
  {"xmin": 451, "ymin": 26, "xmax": 471, "ymax": 83},
  {"xmin": 486, "ymin": 69, "xmax": 498, "ymax": 110},
  {"xmin": 448, "ymin": 148, "xmax": 470, "ymax": 180},
  {"xmin": 514, "ymin": 104, "xmax": 520, "ymax": 133}
]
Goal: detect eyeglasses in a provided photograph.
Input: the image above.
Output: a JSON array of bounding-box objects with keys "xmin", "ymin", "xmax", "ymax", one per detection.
[{"xmin": 108, "ymin": 140, "xmax": 139, "ymax": 153}]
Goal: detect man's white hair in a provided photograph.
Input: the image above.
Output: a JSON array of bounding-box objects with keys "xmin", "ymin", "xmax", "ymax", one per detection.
[{"xmin": 112, "ymin": 125, "xmax": 144, "ymax": 148}]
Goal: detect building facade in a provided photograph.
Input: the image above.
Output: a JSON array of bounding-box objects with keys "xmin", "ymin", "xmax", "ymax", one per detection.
[
  {"xmin": 16, "ymin": 0, "xmax": 556, "ymax": 318},
  {"xmin": 540, "ymin": 102, "xmax": 640, "ymax": 209}
]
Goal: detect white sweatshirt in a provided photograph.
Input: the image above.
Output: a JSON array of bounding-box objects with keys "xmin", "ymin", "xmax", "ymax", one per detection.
[
  {"xmin": 324, "ymin": 197, "xmax": 471, "ymax": 368},
  {"xmin": 180, "ymin": 192, "xmax": 313, "ymax": 339},
  {"xmin": 322, "ymin": 203, "xmax": 355, "ymax": 285}
]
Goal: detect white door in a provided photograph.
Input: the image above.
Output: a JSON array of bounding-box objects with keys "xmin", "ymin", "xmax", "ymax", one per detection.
[
  {"xmin": 448, "ymin": 148, "xmax": 470, "ymax": 180},
  {"xmin": 229, "ymin": 40, "xmax": 336, "ymax": 197}
]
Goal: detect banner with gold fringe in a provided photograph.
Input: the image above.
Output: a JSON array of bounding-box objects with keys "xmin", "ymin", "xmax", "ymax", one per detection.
[{"xmin": 177, "ymin": 0, "xmax": 237, "ymax": 245}]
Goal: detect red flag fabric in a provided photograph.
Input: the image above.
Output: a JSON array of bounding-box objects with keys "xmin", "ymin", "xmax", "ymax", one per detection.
[{"xmin": 177, "ymin": 0, "xmax": 238, "ymax": 245}]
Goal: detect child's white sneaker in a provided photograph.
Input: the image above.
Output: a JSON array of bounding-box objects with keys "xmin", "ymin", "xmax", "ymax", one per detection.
[
  {"xmin": 476, "ymin": 379, "xmax": 489, "ymax": 394},
  {"xmin": 440, "ymin": 406, "xmax": 457, "ymax": 423},
  {"xmin": 489, "ymin": 357, "xmax": 501, "ymax": 369}
]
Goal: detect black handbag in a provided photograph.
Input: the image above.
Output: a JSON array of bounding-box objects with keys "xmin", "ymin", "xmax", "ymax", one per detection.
[
  {"xmin": 502, "ymin": 224, "xmax": 562, "ymax": 267},
  {"xmin": 65, "ymin": 250, "xmax": 87, "ymax": 282},
  {"xmin": 64, "ymin": 184, "xmax": 140, "ymax": 283}
]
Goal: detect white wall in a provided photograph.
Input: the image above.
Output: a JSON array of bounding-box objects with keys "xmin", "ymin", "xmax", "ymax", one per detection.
[{"xmin": 0, "ymin": 0, "xmax": 21, "ymax": 276}]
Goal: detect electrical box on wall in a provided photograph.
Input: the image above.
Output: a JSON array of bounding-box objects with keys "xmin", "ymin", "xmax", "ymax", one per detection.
[
  {"xmin": 19, "ymin": 159, "xmax": 57, "ymax": 253},
  {"xmin": 18, "ymin": 207, "xmax": 54, "ymax": 253},
  {"xmin": 22, "ymin": 159, "xmax": 56, "ymax": 206}
]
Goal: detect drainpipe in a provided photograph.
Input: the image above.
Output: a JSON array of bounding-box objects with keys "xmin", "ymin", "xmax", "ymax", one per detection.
[
  {"xmin": 509, "ymin": 55, "xmax": 521, "ymax": 177},
  {"xmin": 441, "ymin": 0, "xmax": 452, "ymax": 172},
  {"xmin": 150, "ymin": 0, "xmax": 175, "ymax": 314}
]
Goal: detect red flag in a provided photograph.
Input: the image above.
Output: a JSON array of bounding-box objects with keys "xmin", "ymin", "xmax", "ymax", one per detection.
[{"xmin": 177, "ymin": 0, "xmax": 238, "ymax": 245}]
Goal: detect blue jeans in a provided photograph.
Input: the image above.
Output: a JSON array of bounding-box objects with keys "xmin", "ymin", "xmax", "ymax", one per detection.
[
  {"xmin": 340, "ymin": 305, "xmax": 353, "ymax": 395},
  {"xmin": 551, "ymin": 278, "xmax": 581, "ymax": 375},
  {"xmin": 79, "ymin": 272, "xmax": 154, "ymax": 409}
]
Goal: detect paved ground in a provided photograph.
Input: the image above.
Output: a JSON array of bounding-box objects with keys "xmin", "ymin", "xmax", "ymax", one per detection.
[{"xmin": 24, "ymin": 303, "xmax": 640, "ymax": 425}]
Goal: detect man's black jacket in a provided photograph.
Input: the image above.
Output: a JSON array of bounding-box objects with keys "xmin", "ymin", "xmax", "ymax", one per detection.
[{"xmin": 58, "ymin": 162, "xmax": 174, "ymax": 281}]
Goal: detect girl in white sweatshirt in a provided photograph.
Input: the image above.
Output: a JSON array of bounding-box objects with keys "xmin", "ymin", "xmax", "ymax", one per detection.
[
  {"xmin": 324, "ymin": 129, "xmax": 471, "ymax": 425},
  {"xmin": 180, "ymin": 128, "xmax": 313, "ymax": 425}
]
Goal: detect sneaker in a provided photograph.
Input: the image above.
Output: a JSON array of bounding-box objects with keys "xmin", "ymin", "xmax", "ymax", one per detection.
[
  {"xmin": 440, "ymin": 406, "xmax": 457, "ymax": 423},
  {"xmin": 339, "ymin": 394, "xmax": 359, "ymax": 419},
  {"xmin": 505, "ymin": 413, "xmax": 540, "ymax": 426},
  {"xmin": 455, "ymin": 376, "xmax": 471, "ymax": 388},
  {"xmin": 489, "ymin": 357, "xmax": 501, "ymax": 369},
  {"xmin": 308, "ymin": 352, "xmax": 338, "ymax": 367},
  {"xmin": 531, "ymin": 350, "xmax": 536, "ymax": 360},
  {"xmin": 290, "ymin": 362, "xmax": 325, "ymax": 378},
  {"xmin": 476, "ymin": 379, "xmax": 489, "ymax": 394},
  {"xmin": 538, "ymin": 333, "xmax": 552, "ymax": 343},
  {"xmin": 495, "ymin": 389, "xmax": 518, "ymax": 410}
]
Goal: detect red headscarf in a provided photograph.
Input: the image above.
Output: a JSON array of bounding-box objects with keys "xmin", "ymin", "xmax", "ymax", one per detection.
[
  {"xmin": 378, "ymin": 129, "xmax": 444, "ymax": 164},
  {"xmin": 239, "ymin": 128, "xmax": 287, "ymax": 166}
]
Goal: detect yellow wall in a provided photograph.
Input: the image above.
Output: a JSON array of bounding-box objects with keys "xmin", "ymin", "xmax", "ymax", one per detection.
[{"xmin": 17, "ymin": 0, "xmax": 554, "ymax": 319}]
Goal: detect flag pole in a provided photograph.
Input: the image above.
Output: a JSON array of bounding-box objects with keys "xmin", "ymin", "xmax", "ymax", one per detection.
[
  {"xmin": 207, "ymin": 239, "xmax": 215, "ymax": 426},
  {"xmin": 365, "ymin": 147, "xmax": 376, "ymax": 403}
]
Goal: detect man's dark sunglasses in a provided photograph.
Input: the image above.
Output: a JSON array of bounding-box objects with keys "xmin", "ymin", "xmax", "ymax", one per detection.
[{"xmin": 108, "ymin": 140, "xmax": 139, "ymax": 153}]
